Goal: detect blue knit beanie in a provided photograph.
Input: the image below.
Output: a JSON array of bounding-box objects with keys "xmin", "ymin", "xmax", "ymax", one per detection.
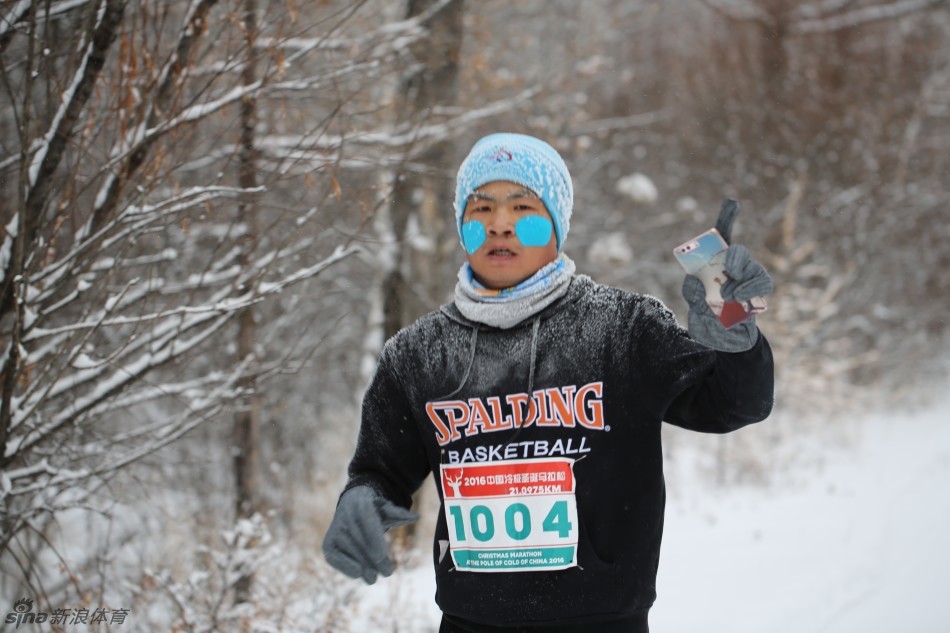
[{"xmin": 454, "ymin": 133, "xmax": 573, "ymax": 251}]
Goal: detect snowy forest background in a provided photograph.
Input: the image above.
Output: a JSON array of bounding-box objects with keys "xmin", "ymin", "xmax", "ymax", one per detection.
[{"xmin": 1, "ymin": 0, "xmax": 948, "ymax": 630}]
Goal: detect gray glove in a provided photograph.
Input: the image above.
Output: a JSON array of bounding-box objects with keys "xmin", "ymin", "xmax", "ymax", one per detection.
[
  {"xmin": 681, "ymin": 199, "xmax": 773, "ymax": 352},
  {"xmin": 322, "ymin": 485, "xmax": 419, "ymax": 584}
]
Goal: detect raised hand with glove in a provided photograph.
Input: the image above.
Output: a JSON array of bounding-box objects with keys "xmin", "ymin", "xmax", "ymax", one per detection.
[
  {"xmin": 681, "ymin": 198, "xmax": 774, "ymax": 352},
  {"xmin": 322, "ymin": 485, "xmax": 419, "ymax": 584}
]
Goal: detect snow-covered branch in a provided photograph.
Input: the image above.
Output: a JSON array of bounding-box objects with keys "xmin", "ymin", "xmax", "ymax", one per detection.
[
  {"xmin": 247, "ymin": 86, "xmax": 541, "ymax": 173},
  {"xmin": 4, "ymin": 391, "xmax": 232, "ymax": 498},
  {"xmin": 0, "ymin": 1, "xmax": 32, "ymax": 49},
  {"xmin": 0, "ymin": 1, "xmax": 90, "ymax": 50},
  {"xmin": 142, "ymin": 80, "xmax": 264, "ymax": 142},
  {"xmin": 24, "ymin": 0, "xmax": 124, "ymax": 200},
  {"xmin": 5, "ymin": 235, "xmax": 355, "ymax": 460},
  {"xmin": 26, "ymin": 243, "xmax": 353, "ymax": 342},
  {"xmin": 794, "ymin": 0, "xmax": 861, "ymax": 20},
  {"xmin": 791, "ymin": 0, "xmax": 947, "ymax": 34},
  {"xmin": 260, "ymin": 0, "xmax": 455, "ymax": 66},
  {"xmin": 80, "ymin": 0, "xmax": 220, "ymax": 241},
  {"xmin": 32, "ymin": 186, "xmax": 262, "ymax": 293},
  {"xmin": 569, "ymin": 109, "xmax": 671, "ymax": 135},
  {"xmin": 702, "ymin": 0, "xmax": 946, "ymax": 34},
  {"xmin": 698, "ymin": 0, "xmax": 775, "ymax": 26}
]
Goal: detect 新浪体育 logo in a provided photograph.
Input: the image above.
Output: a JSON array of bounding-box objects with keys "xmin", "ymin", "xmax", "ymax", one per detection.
[{"xmin": 5, "ymin": 598, "xmax": 130, "ymax": 628}]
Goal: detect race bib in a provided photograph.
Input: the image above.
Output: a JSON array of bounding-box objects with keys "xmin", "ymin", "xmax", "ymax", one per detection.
[{"xmin": 440, "ymin": 457, "xmax": 579, "ymax": 572}]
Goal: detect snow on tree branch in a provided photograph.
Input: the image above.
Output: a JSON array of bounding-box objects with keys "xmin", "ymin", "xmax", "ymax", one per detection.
[
  {"xmin": 25, "ymin": 0, "xmax": 124, "ymax": 201},
  {"xmin": 32, "ymin": 186, "xmax": 261, "ymax": 291},
  {"xmin": 0, "ymin": 1, "xmax": 32, "ymax": 50},
  {"xmin": 260, "ymin": 0, "xmax": 456, "ymax": 65},
  {"xmin": 701, "ymin": 0, "xmax": 946, "ymax": 33},
  {"xmin": 794, "ymin": 0, "xmax": 861, "ymax": 20},
  {"xmin": 249, "ymin": 87, "xmax": 541, "ymax": 173},
  {"xmin": 790, "ymin": 0, "xmax": 948, "ymax": 34},
  {"xmin": 80, "ymin": 0, "xmax": 221, "ymax": 240},
  {"xmin": 141, "ymin": 81, "xmax": 265, "ymax": 147},
  {"xmin": 25, "ymin": 243, "xmax": 353, "ymax": 343},
  {"xmin": 698, "ymin": 0, "xmax": 775, "ymax": 26}
]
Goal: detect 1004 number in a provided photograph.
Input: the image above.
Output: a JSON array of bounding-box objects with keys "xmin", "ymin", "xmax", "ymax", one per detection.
[{"xmin": 447, "ymin": 501, "xmax": 573, "ymax": 542}]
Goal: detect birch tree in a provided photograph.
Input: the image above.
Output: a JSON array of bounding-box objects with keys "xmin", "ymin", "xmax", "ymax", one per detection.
[{"xmin": 232, "ymin": 0, "xmax": 261, "ymax": 605}]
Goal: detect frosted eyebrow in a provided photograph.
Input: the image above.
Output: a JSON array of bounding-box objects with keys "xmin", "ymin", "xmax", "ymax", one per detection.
[
  {"xmin": 506, "ymin": 188, "xmax": 540, "ymax": 201},
  {"xmin": 468, "ymin": 192, "xmax": 498, "ymax": 204},
  {"xmin": 468, "ymin": 188, "xmax": 539, "ymax": 204}
]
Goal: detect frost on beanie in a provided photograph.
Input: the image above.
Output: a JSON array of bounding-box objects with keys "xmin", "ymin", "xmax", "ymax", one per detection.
[{"xmin": 454, "ymin": 133, "xmax": 574, "ymax": 252}]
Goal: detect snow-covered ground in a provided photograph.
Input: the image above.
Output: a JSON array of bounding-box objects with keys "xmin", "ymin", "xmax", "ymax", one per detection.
[
  {"xmin": 653, "ymin": 397, "xmax": 950, "ymax": 633},
  {"xmin": 347, "ymin": 396, "xmax": 950, "ymax": 632}
]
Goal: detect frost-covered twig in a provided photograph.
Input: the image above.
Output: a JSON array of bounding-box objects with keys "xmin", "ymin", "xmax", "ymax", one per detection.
[
  {"xmin": 145, "ymin": 512, "xmax": 278, "ymax": 633},
  {"xmin": 31, "ymin": 186, "xmax": 262, "ymax": 293}
]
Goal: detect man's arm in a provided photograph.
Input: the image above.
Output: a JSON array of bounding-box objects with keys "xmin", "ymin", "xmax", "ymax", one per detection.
[
  {"xmin": 343, "ymin": 341, "xmax": 430, "ymax": 508},
  {"xmin": 663, "ymin": 331, "xmax": 774, "ymax": 433},
  {"xmin": 630, "ymin": 296, "xmax": 774, "ymax": 433},
  {"xmin": 322, "ymin": 340, "xmax": 429, "ymax": 584},
  {"xmin": 665, "ymin": 197, "xmax": 775, "ymax": 431}
]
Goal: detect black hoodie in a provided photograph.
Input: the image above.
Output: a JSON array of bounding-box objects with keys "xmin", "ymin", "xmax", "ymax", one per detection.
[{"xmin": 343, "ymin": 275, "xmax": 774, "ymax": 630}]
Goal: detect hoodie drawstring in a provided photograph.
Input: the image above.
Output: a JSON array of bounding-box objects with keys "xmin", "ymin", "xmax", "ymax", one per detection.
[
  {"xmin": 438, "ymin": 317, "xmax": 542, "ymax": 454},
  {"xmin": 436, "ymin": 325, "xmax": 480, "ymax": 401},
  {"xmin": 501, "ymin": 316, "xmax": 542, "ymax": 450},
  {"xmin": 527, "ymin": 316, "xmax": 540, "ymax": 397}
]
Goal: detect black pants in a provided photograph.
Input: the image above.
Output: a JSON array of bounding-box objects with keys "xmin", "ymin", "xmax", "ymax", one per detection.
[{"xmin": 439, "ymin": 612, "xmax": 649, "ymax": 633}]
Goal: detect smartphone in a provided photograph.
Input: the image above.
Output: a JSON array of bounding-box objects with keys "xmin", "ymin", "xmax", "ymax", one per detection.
[{"xmin": 673, "ymin": 228, "xmax": 766, "ymax": 329}]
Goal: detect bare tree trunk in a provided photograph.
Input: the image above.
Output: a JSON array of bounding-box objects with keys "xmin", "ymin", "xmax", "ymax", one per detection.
[
  {"xmin": 0, "ymin": 0, "xmax": 126, "ymax": 327},
  {"xmin": 0, "ymin": 0, "xmax": 36, "ymax": 473},
  {"xmin": 233, "ymin": 0, "xmax": 261, "ymax": 606},
  {"xmin": 381, "ymin": 0, "xmax": 465, "ymax": 341}
]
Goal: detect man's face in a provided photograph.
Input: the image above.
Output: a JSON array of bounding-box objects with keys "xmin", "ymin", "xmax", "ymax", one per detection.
[{"xmin": 462, "ymin": 181, "xmax": 558, "ymax": 290}]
